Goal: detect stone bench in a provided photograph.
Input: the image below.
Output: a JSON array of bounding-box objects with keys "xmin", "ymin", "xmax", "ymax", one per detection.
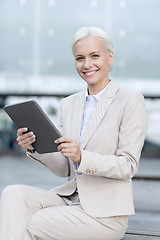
[
  {"xmin": 123, "ymin": 234, "xmax": 160, "ymax": 239},
  {"xmin": 122, "ymin": 212, "xmax": 160, "ymax": 239}
]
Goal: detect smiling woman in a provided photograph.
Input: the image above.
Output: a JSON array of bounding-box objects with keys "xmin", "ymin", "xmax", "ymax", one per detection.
[{"xmin": 0, "ymin": 27, "xmax": 147, "ymax": 240}]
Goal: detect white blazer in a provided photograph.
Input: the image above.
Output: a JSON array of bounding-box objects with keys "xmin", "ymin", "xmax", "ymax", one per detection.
[{"xmin": 28, "ymin": 81, "xmax": 147, "ymax": 218}]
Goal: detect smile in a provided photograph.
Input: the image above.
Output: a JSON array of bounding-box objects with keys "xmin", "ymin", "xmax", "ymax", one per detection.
[{"xmin": 84, "ymin": 70, "xmax": 98, "ymax": 76}]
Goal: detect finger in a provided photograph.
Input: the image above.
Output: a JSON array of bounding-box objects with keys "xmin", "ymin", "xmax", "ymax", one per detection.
[
  {"xmin": 18, "ymin": 135, "xmax": 36, "ymax": 148},
  {"xmin": 60, "ymin": 151, "xmax": 77, "ymax": 159},
  {"xmin": 17, "ymin": 127, "xmax": 28, "ymax": 137},
  {"xmin": 60, "ymin": 148, "xmax": 74, "ymax": 154},
  {"xmin": 26, "ymin": 146, "xmax": 35, "ymax": 151},
  {"xmin": 21, "ymin": 142, "xmax": 35, "ymax": 150},
  {"xmin": 17, "ymin": 131, "xmax": 35, "ymax": 143},
  {"xmin": 18, "ymin": 138, "xmax": 36, "ymax": 148},
  {"xmin": 58, "ymin": 142, "xmax": 75, "ymax": 150},
  {"xmin": 18, "ymin": 137, "xmax": 36, "ymax": 146},
  {"xmin": 20, "ymin": 141, "xmax": 34, "ymax": 149},
  {"xmin": 55, "ymin": 137, "xmax": 73, "ymax": 144},
  {"xmin": 59, "ymin": 145, "xmax": 79, "ymax": 155}
]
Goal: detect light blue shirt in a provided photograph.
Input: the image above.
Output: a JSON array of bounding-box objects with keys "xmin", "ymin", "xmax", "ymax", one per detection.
[{"xmin": 80, "ymin": 82, "xmax": 111, "ymax": 146}]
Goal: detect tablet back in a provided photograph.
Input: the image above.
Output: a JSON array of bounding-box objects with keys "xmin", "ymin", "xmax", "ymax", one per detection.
[{"xmin": 4, "ymin": 100, "xmax": 61, "ymax": 153}]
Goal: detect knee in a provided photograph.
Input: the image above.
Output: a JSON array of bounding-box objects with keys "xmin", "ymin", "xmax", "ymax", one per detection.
[{"xmin": 1, "ymin": 184, "xmax": 28, "ymax": 201}]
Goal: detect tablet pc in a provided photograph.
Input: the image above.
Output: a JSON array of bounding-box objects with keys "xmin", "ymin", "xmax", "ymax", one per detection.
[{"xmin": 4, "ymin": 100, "xmax": 61, "ymax": 154}]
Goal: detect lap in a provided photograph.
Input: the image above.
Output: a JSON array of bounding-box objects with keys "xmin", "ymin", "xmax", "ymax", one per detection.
[
  {"xmin": 27, "ymin": 205, "xmax": 128, "ymax": 240},
  {"xmin": 1, "ymin": 185, "xmax": 128, "ymax": 240}
]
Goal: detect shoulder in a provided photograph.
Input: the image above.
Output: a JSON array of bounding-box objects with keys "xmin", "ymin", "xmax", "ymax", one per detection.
[
  {"xmin": 107, "ymin": 80, "xmax": 145, "ymax": 108},
  {"xmin": 108, "ymin": 81, "xmax": 146, "ymax": 112},
  {"xmin": 118, "ymin": 84, "xmax": 143, "ymax": 97},
  {"xmin": 60, "ymin": 90, "xmax": 85, "ymax": 110},
  {"xmin": 60, "ymin": 90, "xmax": 85, "ymax": 106},
  {"xmin": 116, "ymin": 84, "xmax": 145, "ymax": 104},
  {"xmin": 106, "ymin": 80, "xmax": 144, "ymax": 101},
  {"xmin": 115, "ymin": 85, "xmax": 146, "ymax": 119}
]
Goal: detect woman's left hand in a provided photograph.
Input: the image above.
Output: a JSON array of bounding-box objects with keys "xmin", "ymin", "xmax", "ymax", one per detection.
[{"xmin": 55, "ymin": 137, "xmax": 81, "ymax": 164}]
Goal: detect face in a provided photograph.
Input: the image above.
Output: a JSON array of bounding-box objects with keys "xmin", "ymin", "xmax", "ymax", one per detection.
[{"xmin": 73, "ymin": 35, "xmax": 113, "ymax": 94}]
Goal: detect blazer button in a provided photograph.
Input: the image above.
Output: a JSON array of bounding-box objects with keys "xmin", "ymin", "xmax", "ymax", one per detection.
[
  {"xmin": 93, "ymin": 171, "xmax": 96, "ymax": 175},
  {"xmin": 86, "ymin": 169, "xmax": 90, "ymax": 173}
]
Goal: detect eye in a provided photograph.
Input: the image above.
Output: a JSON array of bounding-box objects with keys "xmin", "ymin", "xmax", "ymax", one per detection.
[
  {"xmin": 92, "ymin": 54, "xmax": 99, "ymax": 58},
  {"xmin": 75, "ymin": 56, "xmax": 84, "ymax": 61}
]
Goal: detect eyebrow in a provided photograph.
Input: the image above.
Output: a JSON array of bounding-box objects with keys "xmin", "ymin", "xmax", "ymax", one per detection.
[{"xmin": 75, "ymin": 51, "xmax": 100, "ymax": 57}]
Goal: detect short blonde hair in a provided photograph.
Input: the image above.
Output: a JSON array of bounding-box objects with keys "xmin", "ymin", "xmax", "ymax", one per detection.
[{"xmin": 72, "ymin": 26, "xmax": 113, "ymax": 54}]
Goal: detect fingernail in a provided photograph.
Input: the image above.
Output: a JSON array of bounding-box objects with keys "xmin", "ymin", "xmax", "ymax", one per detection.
[{"xmin": 54, "ymin": 139, "xmax": 57, "ymax": 143}]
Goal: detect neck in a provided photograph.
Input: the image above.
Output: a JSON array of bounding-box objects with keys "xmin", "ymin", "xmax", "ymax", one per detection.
[{"xmin": 88, "ymin": 79, "xmax": 110, "ymax": 95}]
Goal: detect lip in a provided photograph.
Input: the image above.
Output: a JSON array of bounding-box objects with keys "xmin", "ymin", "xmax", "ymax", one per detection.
[{"xmin": 83, "ymin": 70, "xmax": 98, "ymax": 76}]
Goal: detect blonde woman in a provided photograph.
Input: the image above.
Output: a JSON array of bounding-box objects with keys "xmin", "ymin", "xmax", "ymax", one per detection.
[{"xmin": 0, "ymin": 27, "xmax": 147, "ymax": 240}]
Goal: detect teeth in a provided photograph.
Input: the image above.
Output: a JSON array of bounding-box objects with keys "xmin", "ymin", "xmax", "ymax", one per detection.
[{"xmin": 85, "ymin": 71, "xmax": 96, "ymax": 76}]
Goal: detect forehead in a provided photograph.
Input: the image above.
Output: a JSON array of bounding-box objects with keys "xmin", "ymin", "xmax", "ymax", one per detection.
[{"xmin": 73, "ymin": 36, "xmax": 106, "ymax": 55}]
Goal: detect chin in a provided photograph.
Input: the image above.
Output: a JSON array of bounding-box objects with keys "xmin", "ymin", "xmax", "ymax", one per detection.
[
  {"xmin": 82, "ymin": 77, "xmax": 97, "ymax": 83},
  {"xmin": 86, "ymin": 80, "xmax": 98, "ymax": 86}
]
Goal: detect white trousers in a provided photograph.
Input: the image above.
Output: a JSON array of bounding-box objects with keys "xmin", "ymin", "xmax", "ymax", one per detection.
[{"xmin": 0, "ymin": 185, "xmax": 128, "ymax": 240}]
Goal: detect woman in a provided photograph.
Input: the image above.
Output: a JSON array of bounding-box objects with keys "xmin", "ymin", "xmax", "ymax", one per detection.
[{"xmin": 0, "ymin": 27, "xmax": 147, "ymax": 240}]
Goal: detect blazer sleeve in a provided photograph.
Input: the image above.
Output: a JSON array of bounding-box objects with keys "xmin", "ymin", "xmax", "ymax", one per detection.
[
  {"xmin": 77, "ymin": 92, "xmax": 147, "ymax": 180},
  {"xmin": 27, "ymin": 151, "xmax": 70, "ymax": 177}
]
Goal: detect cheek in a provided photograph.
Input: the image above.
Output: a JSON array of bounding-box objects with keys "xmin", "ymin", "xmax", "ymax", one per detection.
[
  {"xmin": 100, "ymin": 58, "xmax": 110, "ymax": 70},
  {"xmin": 75, "ymin": 62, "xmax": 83, "ymax": 73}
]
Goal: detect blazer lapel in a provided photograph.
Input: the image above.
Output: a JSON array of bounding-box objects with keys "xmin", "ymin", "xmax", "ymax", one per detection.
[
  {"xmin": 71, "ymin": 90, "xmax": 86, "ymax": 146},
  {"xmin": 81, "ymin": 81, "xmax": 119, "ymax": 149}
]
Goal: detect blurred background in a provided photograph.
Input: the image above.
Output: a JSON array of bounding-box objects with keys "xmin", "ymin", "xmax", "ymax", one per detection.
[{"xmin": 0, "ymin": 0, "xmax": 160, "ymax": 217}]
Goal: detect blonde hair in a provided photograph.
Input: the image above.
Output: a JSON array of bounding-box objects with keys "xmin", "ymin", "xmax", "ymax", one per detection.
[{"xmin": 72, "ymin": 26, "xmax": 113, "ymax": 54}]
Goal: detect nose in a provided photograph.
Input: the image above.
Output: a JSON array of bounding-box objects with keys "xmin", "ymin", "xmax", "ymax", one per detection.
[{"xmin": 84, "ymin": 57, "xmax": 92, "ymax": 69}]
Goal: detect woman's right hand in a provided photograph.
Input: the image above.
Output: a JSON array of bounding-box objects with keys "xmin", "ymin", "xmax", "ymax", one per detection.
[{"xmin": 17, "ymin": 128, "xmax": 36, "ymax": 150}]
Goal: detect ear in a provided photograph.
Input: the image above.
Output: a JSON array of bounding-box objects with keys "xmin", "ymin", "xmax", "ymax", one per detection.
[{"xmin": 108, "ymin": 51, "xmax": 114, "ymax": 65}]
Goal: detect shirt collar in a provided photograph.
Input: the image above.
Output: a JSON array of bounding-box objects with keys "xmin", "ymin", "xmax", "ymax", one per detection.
[{"xmin": 84, "ymin": 80, "xmax": 111, "ymax": 102}]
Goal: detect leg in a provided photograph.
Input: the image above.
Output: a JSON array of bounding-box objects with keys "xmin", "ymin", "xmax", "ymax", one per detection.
[
  {"xmin": 0, "ymin": 184, "xmax": 66, "ymax": 240},
  {"xmin": 27, "ymin": 205, "xmax": 128, "ymax": 240}
]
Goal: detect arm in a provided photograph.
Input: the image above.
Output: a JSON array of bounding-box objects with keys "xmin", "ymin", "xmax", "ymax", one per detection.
[
  {"xmin": 77, "ymin": 92, "xmax": 147, "ymax": 180},
  {"xmin": 27, "ymin": 151, "xmax": 70, "ymax": 177},
  {"xmin": 16, "ymin": 125, "xmax": 70, "ymax": 178}
]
